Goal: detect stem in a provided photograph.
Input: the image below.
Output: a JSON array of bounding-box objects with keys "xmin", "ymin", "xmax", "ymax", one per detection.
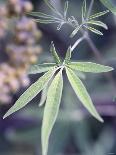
[{"xmin": 71, "ymin": 36, "xmax": 85, "ymax": 52}]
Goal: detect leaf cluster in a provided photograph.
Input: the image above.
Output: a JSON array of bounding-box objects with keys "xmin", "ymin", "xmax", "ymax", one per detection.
[{"xmin": 3, "ymin": 43, "xmax": 114, "ymax": 155}]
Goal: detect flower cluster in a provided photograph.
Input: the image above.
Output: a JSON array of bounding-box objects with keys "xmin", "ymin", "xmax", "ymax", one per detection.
[{"xmin": 0, "ymin": 0, "xmax": 42, "ymax": 103}]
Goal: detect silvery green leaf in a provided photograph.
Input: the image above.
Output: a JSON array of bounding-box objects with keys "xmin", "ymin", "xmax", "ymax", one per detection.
[
  {"xmin": 34, "ymin": 18, "xmax": 60, "ymax": 24},
  {"xmin": 66, "ymin": 67, "xmax": 103, "ymax": 122},
  {"xmin": 64, "ymin": 46, "xmax": 72, "ymax": 64},
  {"xmin": 86, "ymin": 20, "xmax": 108, "ymax": 29},
  {"xmin": 3, "ymin": 69, "xmax": 56, "ymax": 119},
  {"xmin": 89, "ymin": 10, "xmax": 109, "ymax": 20},
  {"xmin": 28, "ymin": 12, "xmax": 55, "ymax": 19},
  {"xmin": 50, "ymin": 42, "xmax": 61, "ymax": 64},
  {"xmin": 84, "ymin": 25, "xmax": 103, "ymax": 35},
  {"xmin": 64, "ymin": 1, "xmax": 69, "ymax": 18},
  {"xmin": 42, "ymin": 70, "xmax": 63, "ymax": 155},
  {"xmin": 82, "ymin": 0, "xmax": 87, "ymax": 20},
  {"xmin": 28, "ymin": 63, "xmax": 56, "ymax": 74},
  {"xmin": 99, "ymin": 0, "xmax": 116, "ymax": 15},
  {"xmin": 67, "ymin": 62, "xmax": 114, "ymax": 73},
  {"xmin": 70, "ymin": 25, "xmax": 82, "ymax": 38}
]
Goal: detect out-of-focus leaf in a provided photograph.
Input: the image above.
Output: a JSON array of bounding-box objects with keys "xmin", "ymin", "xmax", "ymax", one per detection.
[
  {"xmin": 70, "ymin": 25, "xmax": 82, "ymax": 38},
  {"xmin": 86, "ymin": 20, "xmax": 108, "ymax": 29},
  {"xmin": 66, "ymin": 67, "xmax": 103, "ymax": 122},
  {"xmin": 64, "ymin": 1, "xmax": 69, "ymax": 18},
  {"xmin": 50, "ymin": 42, "xmax": 61, "ymax": 64},
  {"xmin": 34, "ymin": 19, "xmax": 60, "ymax": 24},
  {"xmin": 28, "ymin": 12, "xmax": 56, "ymax": 19},
  {"xmin": 67, "ymin": 62, "xmax": 113, "ymax": 73},
  {"xmin": 84, "ymin": 25, "xmax": 103, "ymax": 35},
  {"xmin": 28, "ymin": 63, "xmax": 56, "ymax": 74},
  {"xmin": 89, "ymin": 10, "xmax": 109, "ymax": 19},
  {"xmin": 3, "ymin": 69, "xmax": 55, "ymax": 119},
  {"xmin": 100, "ymin": 0, "xmax": 116, "ymax": 15},
  {"xmin": 42, "ymin": 70, "xmax": 63, "ymax": 155},
  {"xmin": 82, "ymin": 0, "xmax": 87, "ymax": 20}
]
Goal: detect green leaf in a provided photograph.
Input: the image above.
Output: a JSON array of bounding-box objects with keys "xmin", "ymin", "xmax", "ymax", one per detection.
[
  {"xmin": 67, "ymin": 62, "xmax": 114, "ymax": 73},
  {"xmin": 34, "ymin": 19, "xmax": 60, "ymax": 24},
  {"xmin": 50, "ymin": 42, "xmax": 61, "ymax": 64},
  {"xmin": 3, "ymin": 69, "xmax": 55, "ymax": 119},
  {"xmin": 89, "ymin": 10, "xmax": 109, "ymax": 20},
  {"xmin": 86, "ymin": 20, "xmax": 108, "ymax": 29},
  {"xmin": 28, "ymin": 63, "xmax": 56, "ymax": 74},
  {"xmin": 70, "ymin": 25, "xmax": 82, "ymax": 38},
  {"xmin": 99, "ymin": 0, "xmax": 116, "ymax": 15},
  {"xmin": 66, "ymin": 67, "xmax": 103, "ymax": 122},
  {"xmin": 42, "ymin": 70, "xmax": 63, "ymax": 155},
  {"xmin": 82, "ymin": 0, "xmax": 87, "ymax": 20},
  {"xmin": 39, "ymin": 84, "xmax": 48, "ymax": 107},
  {"xmin": 28, "ymin": 12, "xmax": 56, "ymax": 19},
  {"xmin": 84, "ymin": 25, "xmax": 103, "ymax": 35},
  {"xmin": 64, "ymin": 46, "xmax": 72, "ymax": 64},
  {"xmin": 64, "ymin": 1, "xmax": 69, "ymax": 18}
]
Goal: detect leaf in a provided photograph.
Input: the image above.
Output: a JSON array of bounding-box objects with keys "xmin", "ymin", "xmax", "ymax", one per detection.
[
  {"xmin": 3, "ymin": 69, "xmax": 55, "ymax": 119},
  {"xmin": 99, "ymin": 0, "xmax": 116, "ymax": 15},
  {"xmin": 28, "ymin": 12, "xmax": 56, "ymax": 19},
  {"xmin": 64, "ymin": 46, "xmax": 72, "ymax": 64},
  {"xmin": 86, "ymin": 20, "xmax": 108, "ymax": 29},
  {"xmin": 50, "ymin": 42, "xmax": 61, "ymax": 64},
  {"xmin": 75, "ymin": 71, "xmax": 86, "ymax": 80},
  {"xmin": 67, "ymin": 62, "xmax": 114, "ymax": 73},
  {"xmin": 84, "ymin": 25, "xmax": 103, "ymax": 35},
  {"xmin": 89, "ymin": 10, "xmax": 109, "ymax": 20},
  {"xmin": 39, "ymin": 84, "xmax": 48, "ymax": 107},
  {"xmin": 28, "ymin": 63, "xmax": 56, "ymax": 74},
  {"xmin": 42, "ymin": 70, "xmax": 63, "ymax": 155},
  {"xmin": 64, "ymin": 1, "xmax": 69, "ymax": 18},
  {"xmin": 82, "ymin": 0, "xmax": 87, "ymax": 20},
  {"xmin": 66, "ymin": 67, "xmax": 103, "ymax": 122},
  {"xmin": 70, "ymin": 25, "xmax": 82, "ymax": 38},
  {"xmin": 34, "ymin": 19, "xmax": 60, "ymax": 24}
]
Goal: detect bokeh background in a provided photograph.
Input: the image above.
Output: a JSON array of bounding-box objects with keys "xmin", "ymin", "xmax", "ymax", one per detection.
[{"xmin": 0, "ymin": 0, "xmax": 116, "ymax": 155}]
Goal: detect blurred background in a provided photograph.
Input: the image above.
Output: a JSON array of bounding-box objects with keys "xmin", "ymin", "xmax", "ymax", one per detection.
[{"xmin": 0, "ymin": 0, "xmax": 116, "ymax": 155}]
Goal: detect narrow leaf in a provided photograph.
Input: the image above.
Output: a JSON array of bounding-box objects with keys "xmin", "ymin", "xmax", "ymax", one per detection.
[
  {"xmin": 67, "ymin": 62, "xmax": 114, "ymax": 73},
  {"xmin": 64, "ymin": 46, "xmax": 72, "ymax": 64},
  {"xmin": 66, "ymin": 67, "xmax": 103, "ymax": 122},
  {"xmin": 28, "ymin": 63, "xmax": 56, "ymax": 74},
  {"xmin": 84, "ymin": 25, "xmax": 103, "ymax": 35},
  {"xmin": 34, "ymin": 19, "xmax": 59, "ymax": 24},
  {"xmin": 89, "ymin": 10, "xmax": 109, "ymax": 20},
  {"xmin": 39, "ymin": 84, "xmax": 48, "ymax": 107},
  {"xmin": 99, "ymin": 0, "xmax": 116, "ymax": 15},
  {"xmin": 3, "ymin": 69, "xmax": 55, "ymax": 119},
  {"xmin": 70, "ymin": 25, "xmax": 82, "ymax": 38},
  {"xmin": 28, "ymin": 12, "xmax": 56, "ymax": 19},
  {"xmin": 50, "ymin": 42, "xmax": 61, "ymax": 64},
  {"xmin": 82, "ymin": 0, "xmax": 87, "ymax": 20},
  {"xmin": 64, "ymin": 1, "xmax": 69, "ymax": 18},
  {"xmin": 86, "ymin": 20, "xmax": 108, "ymax": 29},
  {"xmin": 42, "ymin": 70, "xmax": 63, "ymax": 155}
]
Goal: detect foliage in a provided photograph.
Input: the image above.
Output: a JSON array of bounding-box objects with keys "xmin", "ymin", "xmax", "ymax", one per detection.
[{"xmin": 3, "ymin": 1, "xmax": 115, "ymax": 155}]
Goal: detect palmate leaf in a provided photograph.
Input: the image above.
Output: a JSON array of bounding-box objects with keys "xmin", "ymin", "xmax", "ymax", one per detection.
[
  {"xmin": 3, "ymin": 69, "xmax": 55, "ymax": 119},
  {"xmin": 89, "ymin": 10, "xmax": 109, "ymax": 20},
  {"xmin": 67, "ymin": 62, "xmax": 113, "ymax": 73},
  {"xmin": 86, "ymin": 20, "xmax": 108, "ymax": 29},
  {"xmin": 66, "ymin": 67, "xmax": 103, "ymax": 122},
  {"xmin": 42, "ymin": 70, "xmax": 63, "ymax": 155},
  {"xmin": 100, "ymin": 0, "xmax": 116, "ymax": 15},
  {"xmin": 28, "ymin": 63, "xmax": 56, "ymax": 74}
]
